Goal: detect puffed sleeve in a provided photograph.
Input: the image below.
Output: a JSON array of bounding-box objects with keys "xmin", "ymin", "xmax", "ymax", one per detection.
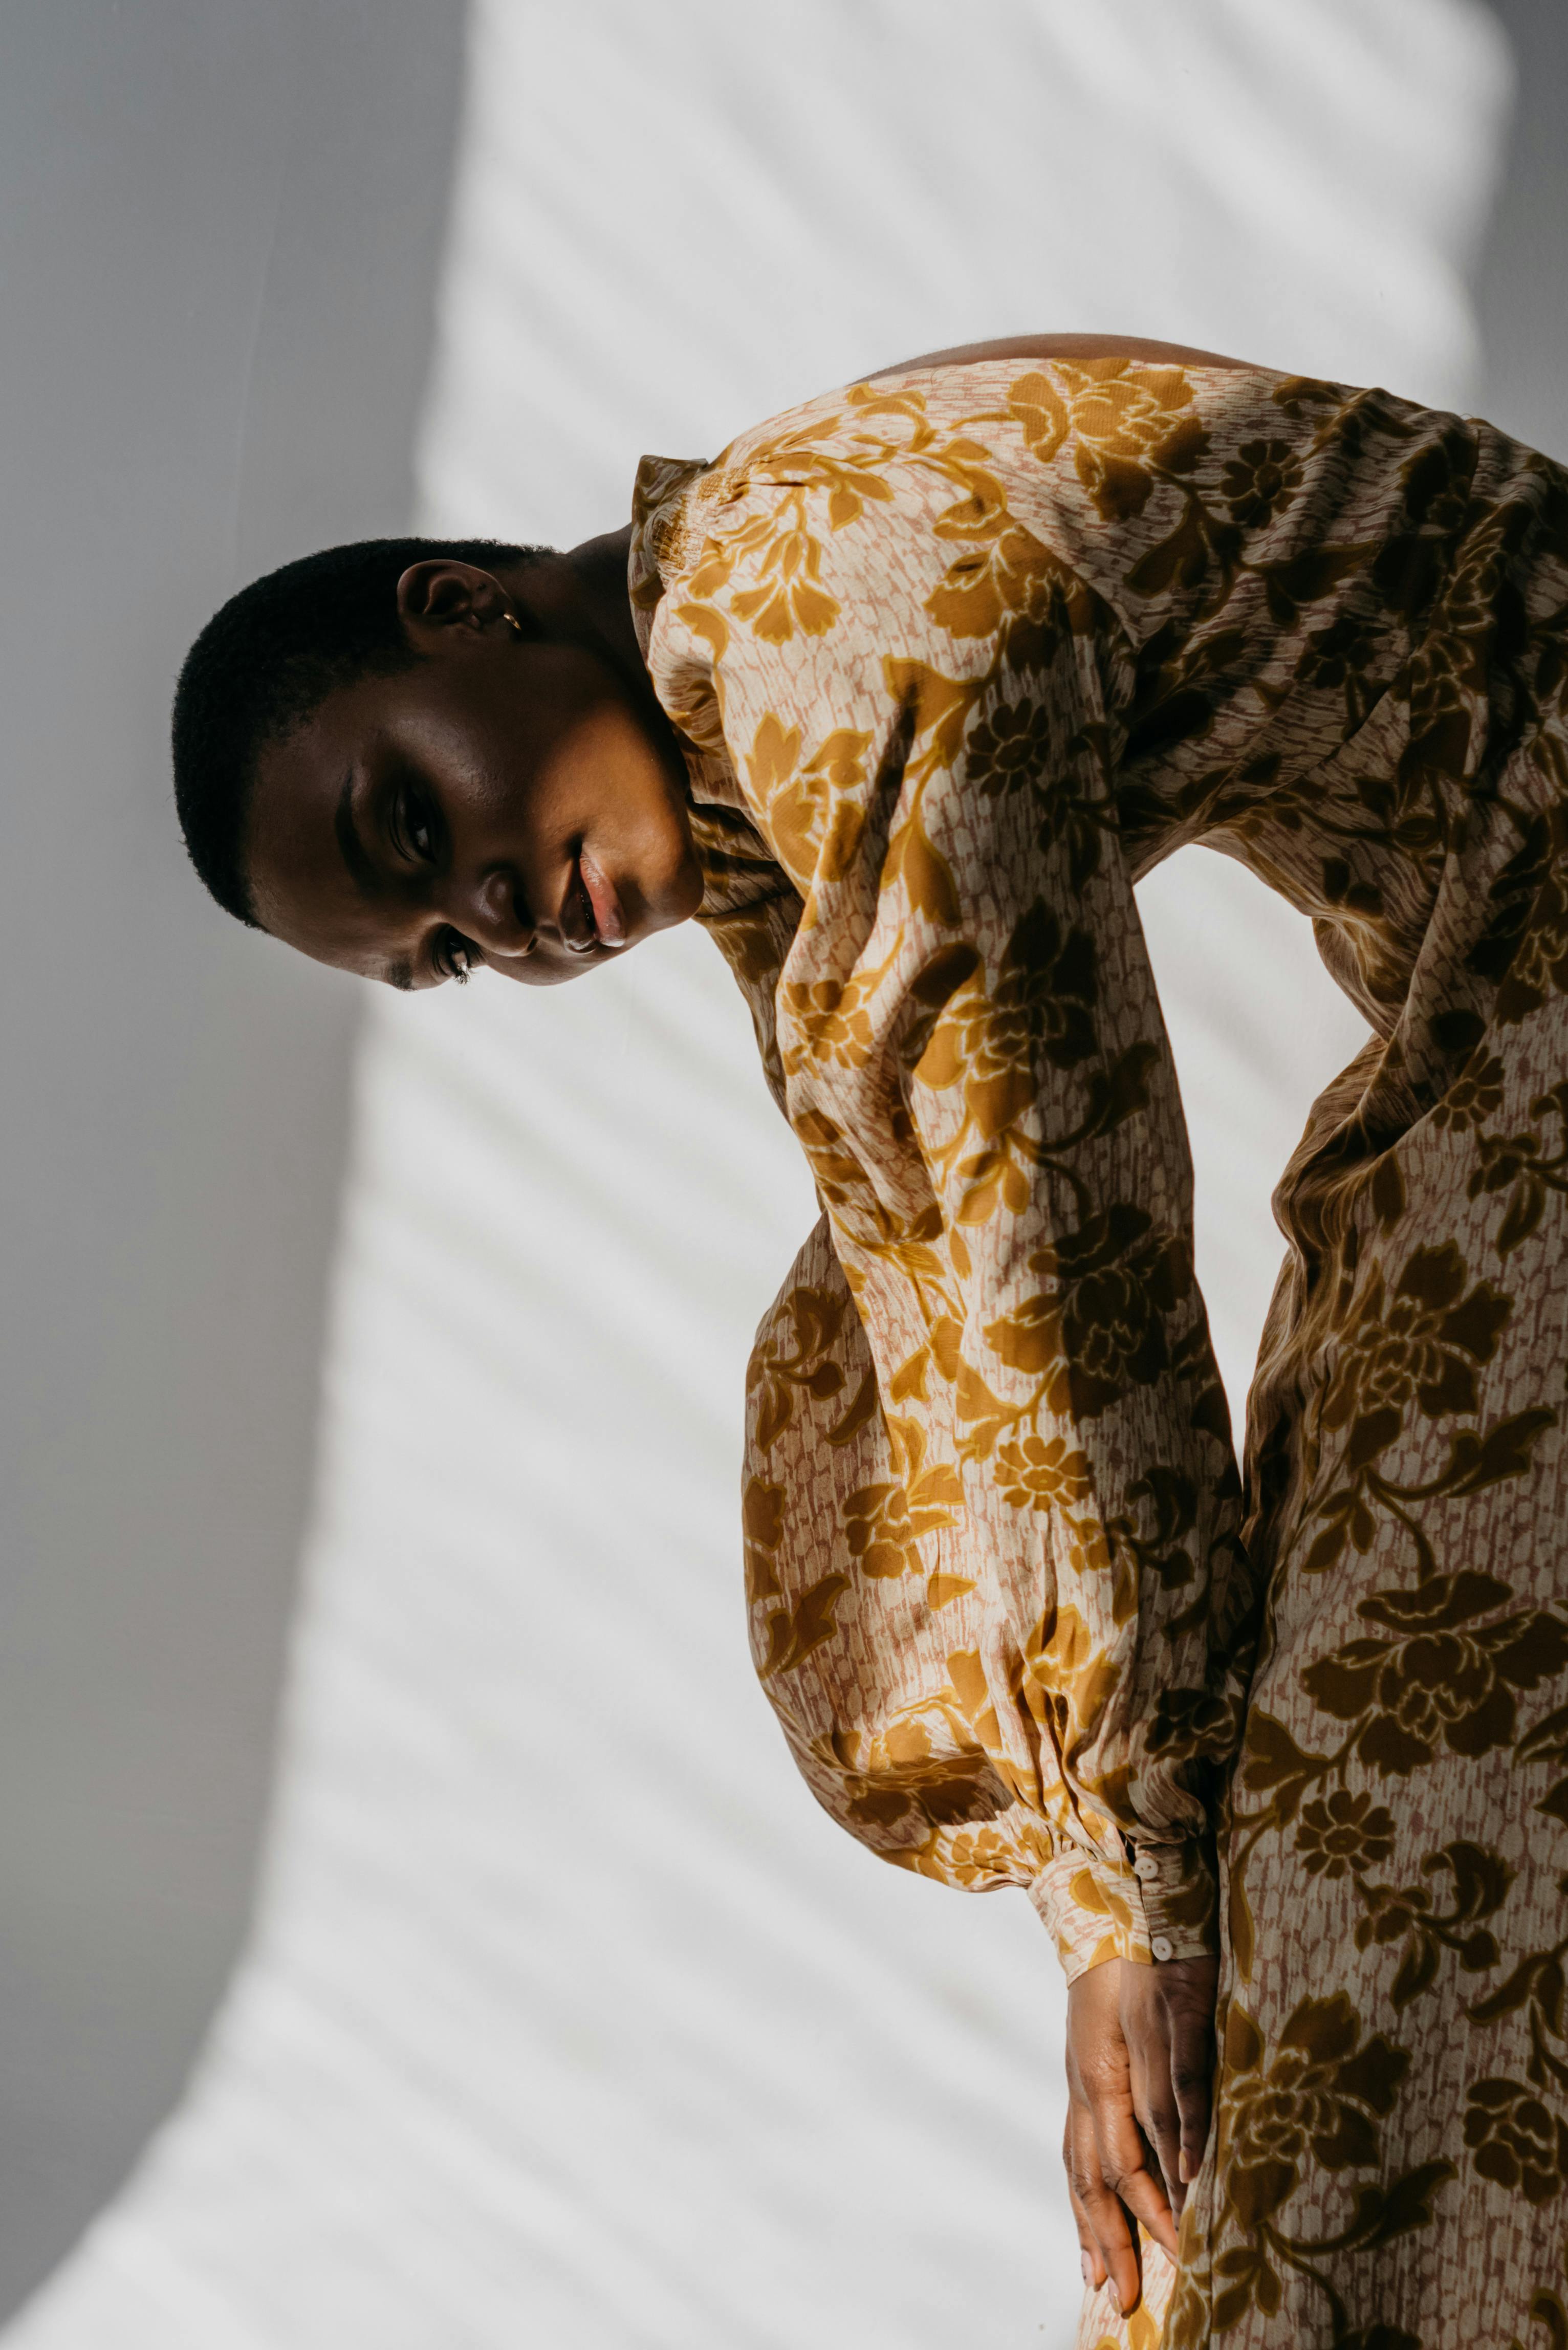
[{"xmin": 651, "ymin": 381, "xmax": 1254, "ymax": 1977}]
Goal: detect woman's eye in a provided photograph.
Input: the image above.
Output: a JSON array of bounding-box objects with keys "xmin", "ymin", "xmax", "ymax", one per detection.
[{"xmin": 394, "ymin": 784, "xmax": 436, "ymax": 864}]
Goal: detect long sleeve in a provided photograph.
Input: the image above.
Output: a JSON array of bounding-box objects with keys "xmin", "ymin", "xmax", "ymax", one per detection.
[{"xmin": 641, "ymin": 371, "xmax": 1256, "ymax": 1976}]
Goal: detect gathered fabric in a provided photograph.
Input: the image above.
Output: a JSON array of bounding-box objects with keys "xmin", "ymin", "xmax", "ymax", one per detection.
[{"xmin": 629, "ymin": 358, "xmax": 1568, "ymax": 2347}]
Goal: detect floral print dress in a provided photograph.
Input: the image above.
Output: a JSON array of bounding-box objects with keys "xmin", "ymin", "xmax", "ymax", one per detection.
[{"xmin": 627, "ymin": 357, "xmax": 1568, "ymax": 2350}]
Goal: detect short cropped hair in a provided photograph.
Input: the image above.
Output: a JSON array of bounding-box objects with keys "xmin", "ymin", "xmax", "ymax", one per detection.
[{"xmin": 171, "ymin": 536, "xmax": 547, "ymax": 927}]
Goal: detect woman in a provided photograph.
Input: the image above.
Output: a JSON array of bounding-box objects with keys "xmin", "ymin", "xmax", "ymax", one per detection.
[{"xmin": 171, "ymin": 335, "xmax": 1568, "ymax": 2349}]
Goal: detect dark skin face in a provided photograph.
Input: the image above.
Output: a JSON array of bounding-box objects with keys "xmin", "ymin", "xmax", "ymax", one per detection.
[
  {"xmin": 243, "ymin": 336, "xmax": 1249, "ymax": 993},
  {"xmin": 245, "ymin": 532, "xmax": 704, "ymax": 990}
]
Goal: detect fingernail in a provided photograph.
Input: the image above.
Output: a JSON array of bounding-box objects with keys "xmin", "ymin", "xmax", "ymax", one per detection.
[
  {"xmin": 1081, "ymin": 2252, "xmax": 1094, "ymax": 2289},
  {"xmin": 1179, "ymin": 2150, "xmax": 1192, "ymax": 2184}
]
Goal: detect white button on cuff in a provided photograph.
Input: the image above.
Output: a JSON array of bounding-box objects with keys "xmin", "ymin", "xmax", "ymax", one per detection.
[
  {"xmin": 1133, "ymin": 1854, "xmax": 1159, "ymax": 1880},
  {"xmin": 1150, "ymin": 1935, "xmax": 1175, "ymax": 1961}
]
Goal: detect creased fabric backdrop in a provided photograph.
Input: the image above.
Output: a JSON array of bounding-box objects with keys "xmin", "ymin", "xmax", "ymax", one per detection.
[{"xmin": 4, "ymin": 4, "xmax": 1508, "ymax": 2343}]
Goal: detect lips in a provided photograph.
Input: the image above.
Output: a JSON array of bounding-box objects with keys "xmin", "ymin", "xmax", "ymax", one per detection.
[
  {"xmin": 559, "ymin": 859, "xmax": 598, "ymax": 954},
  {"xmin": 575, "ymin": 847, "xmax": 627, "ymax": 949}
]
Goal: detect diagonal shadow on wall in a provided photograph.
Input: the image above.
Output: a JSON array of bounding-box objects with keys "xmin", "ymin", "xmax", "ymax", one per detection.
[{"xmin": 0, "ymin": 0, "xmax": 468, "ymax": 2319}]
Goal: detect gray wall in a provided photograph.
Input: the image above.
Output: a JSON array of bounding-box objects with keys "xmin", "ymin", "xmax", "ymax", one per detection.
[
  {"xmin": 1476, "ymin": 0, "xmax": 1568, "ymax": 460},
  {"xmin": 0, "ymin": 1, "xmax": 467, "ymax": 2317}
]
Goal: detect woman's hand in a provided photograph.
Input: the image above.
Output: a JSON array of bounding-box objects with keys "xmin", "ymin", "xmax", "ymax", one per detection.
[
  {"xmin": 1063, "ymin": 1955, "xmax": 1217, "ymax": 2314},
  {"xmin": 1121, "ymin": 1952, "xmax": 1218, "ymax": 2210}
]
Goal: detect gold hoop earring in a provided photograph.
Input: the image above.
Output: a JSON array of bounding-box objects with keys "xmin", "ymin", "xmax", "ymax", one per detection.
[{"xmin": 502, "ymin": 608, "xmax": 528, "ymax": 639}]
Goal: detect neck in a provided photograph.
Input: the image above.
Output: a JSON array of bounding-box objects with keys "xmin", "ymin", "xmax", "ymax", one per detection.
[
  {"xmin": 505, "ymin": 526, "xmax": 688, "ymax": 790},
  {"xmin": 505, "ymin": 526, "xmax": 641, "ymax": 679}
]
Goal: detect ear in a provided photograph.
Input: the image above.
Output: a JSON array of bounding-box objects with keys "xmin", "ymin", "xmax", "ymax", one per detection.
[{"xmin": 395, "ymin": 559, "xmax": 510, "ymax": 649}]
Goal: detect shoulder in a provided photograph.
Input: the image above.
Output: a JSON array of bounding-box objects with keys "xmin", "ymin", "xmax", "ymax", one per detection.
[{"xmin": 635, "ymin": 358, "xmax": 1341, "ymax": 581}]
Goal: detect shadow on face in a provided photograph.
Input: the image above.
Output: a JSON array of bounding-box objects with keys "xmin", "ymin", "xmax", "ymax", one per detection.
[{"xmin": 244, "ymin": 560, "xmax": 703, "ymax": 992}]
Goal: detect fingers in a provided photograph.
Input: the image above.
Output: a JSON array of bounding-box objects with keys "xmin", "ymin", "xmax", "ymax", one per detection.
[
  {"xmin": 1062, "ymin": 1956, "xmax": 1189, "ymax": 2313},
  {"xmin": 1121, "ymin": 1968, "xmax": 1185, "ymax": 2214},
  {"xmin": 1062, "ymin": 2117, "xmax": 1106, "ymax": 2295},
  {"xmin": 1133, "ymin": 2037, "xmax": 1186, "ymax": 2216},
  {"xmin": 1062, "ymin": 1967, "xmax": 1146, "ymax": 2315},
  {"xmin": 1169, "ymin": 2008, "xmax": 1215, "ymax": 2188},
  {"xmin": 1121, "ymin": 1953, "xmax": 1219, "ymax": 2210},
  {"xmin": 1086, "ymin": 2076, "xmax": 1180, "ymax": 2265},
  {"xmin": 1063, "ymin": 2098, "xmax": 1143, "ymax": 2316}
]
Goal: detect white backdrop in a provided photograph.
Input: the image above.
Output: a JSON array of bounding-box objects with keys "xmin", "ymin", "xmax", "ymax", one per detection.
[{"xmin": 5, "ymin": 4, "xmax": 1508, "ymax": 2344}]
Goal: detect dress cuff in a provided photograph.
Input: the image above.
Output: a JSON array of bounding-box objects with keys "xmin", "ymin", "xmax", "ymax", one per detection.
[
  {"xmin": 1029, "ymin": 1838, "xmax": 1217, "ymax": 1981},
  {"xmin": 1029, "ymin": 1848, "xmax": 1148, "ymax": 1982},
  {"xmin": 1124, "ymin": 1837, "xmax": 1218, "ymax": 1963}
]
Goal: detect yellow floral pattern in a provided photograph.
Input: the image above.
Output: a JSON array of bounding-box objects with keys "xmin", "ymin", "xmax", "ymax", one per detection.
[{"xmin": 629, "ymin": 359, "xmax": 1568, "ymax": 2348}]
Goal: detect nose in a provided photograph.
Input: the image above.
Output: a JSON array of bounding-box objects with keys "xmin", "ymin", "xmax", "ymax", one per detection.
[{"xmin": 451, "ymin": 865, "xmax": 536, "ymax": 957}]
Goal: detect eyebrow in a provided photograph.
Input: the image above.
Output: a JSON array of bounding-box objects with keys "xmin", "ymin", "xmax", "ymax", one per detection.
[{"xmin": 334, "ymin": 769, "xmax": 376, "ymax": 897}]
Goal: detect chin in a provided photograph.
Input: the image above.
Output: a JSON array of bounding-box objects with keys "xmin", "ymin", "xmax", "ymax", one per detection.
[
  {"xmin": 670, "ymin": 856, "xmax": 706, "ymax": 924},
  {"xmin": 641, "ymin": 844, "xmax": 704, "ymax": 932}
]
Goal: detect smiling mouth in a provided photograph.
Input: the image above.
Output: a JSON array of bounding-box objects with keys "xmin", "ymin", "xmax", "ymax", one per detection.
[
  {"xmin": 573, "ymin": 847, "xmax": 627, "ymax": 950},
  {"xmin": 559, "ymin": 860, "xmax": 598, "ymax": 953}
]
